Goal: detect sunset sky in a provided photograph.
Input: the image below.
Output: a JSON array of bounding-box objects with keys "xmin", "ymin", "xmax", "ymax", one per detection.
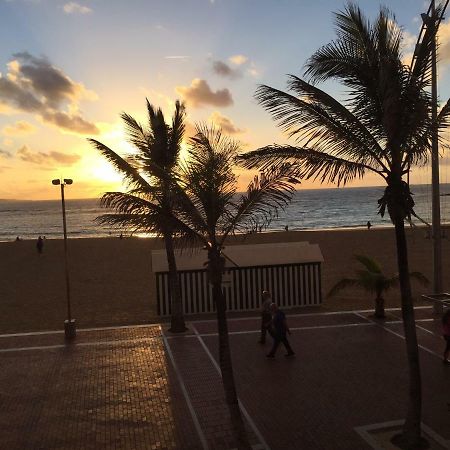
[{"xmin": 1, "ymin": 0, "xmax": 450, "ymax": 200}]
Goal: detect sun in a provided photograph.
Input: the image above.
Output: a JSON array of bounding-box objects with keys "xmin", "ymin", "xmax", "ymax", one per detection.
[{"xmin": 90, "ymin": 157, "xmax": 123, "ymax": 183}]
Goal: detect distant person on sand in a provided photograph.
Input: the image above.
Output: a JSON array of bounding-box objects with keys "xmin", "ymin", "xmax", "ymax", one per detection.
[
  {"xmin": 36, "ymin": 236, "xmax": 44, "ymax": 254},
  {"xmin": 15, "ymin": 236, "xmax": 21, "ymax": 241},
  {"xmin": 367, "ymin": 221, "xmax": 372, "ymax": 230},
  {"xmin": 266, "ymin": 303, "xmax": 295, "ymax": 358},
  {"xmin": 284, "ymin": 225, "xmax": 289, "ymax": 232},
  {"xmin": 258, "ymin": 290, "xmax": 273, "ymax": 344},
  {"xmin": 442, "ymin": 310, "xmax": 450, "ymax": 364}
]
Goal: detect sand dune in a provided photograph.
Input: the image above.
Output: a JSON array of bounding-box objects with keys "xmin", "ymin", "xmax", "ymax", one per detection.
[{"xmin": 1, "ymin": 226, "xmax": 448, "ymax": 334}]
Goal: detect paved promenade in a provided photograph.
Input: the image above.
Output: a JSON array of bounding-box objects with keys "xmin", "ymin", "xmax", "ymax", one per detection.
[{"xmin": 0, "ymin": 307, "xmax": 449, "ymax": 449}]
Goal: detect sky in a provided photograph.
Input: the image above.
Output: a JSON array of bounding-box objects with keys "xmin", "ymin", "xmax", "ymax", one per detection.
[{"xmin": 1, "ymin": 0, "xmax": 450, "ymax": 200}]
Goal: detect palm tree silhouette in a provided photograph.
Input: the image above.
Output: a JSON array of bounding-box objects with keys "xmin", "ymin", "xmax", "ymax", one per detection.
[
  {"xmin": 238, "ymin": 4, "xmax": 450, "ymax": 448},
  {"xmin": 171, "ymin": 124, "xmax": 299, "ymax": 449},
  {"xmin": 89, "ymin": 100, "xmax": 188, "ymax": 333},
  {"xmin": 329, "ymin": 255, "xmax": 429, "ymax": 319}
]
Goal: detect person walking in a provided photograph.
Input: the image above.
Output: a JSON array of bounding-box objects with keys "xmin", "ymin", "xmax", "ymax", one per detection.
[
  {"xmin": 259, "ymin": 290, "xmax": 273, "ymax": 344},
  {"xmin": 36, "ymin": 236, "xmax": 44, "ymax": 254},
  {"xmin": 442, "ymin": 310, "xmax": 450, "ymax": 364},
  {"xmin": 266, "ymin": 303, "xmax": 295, "ymax": 358}
]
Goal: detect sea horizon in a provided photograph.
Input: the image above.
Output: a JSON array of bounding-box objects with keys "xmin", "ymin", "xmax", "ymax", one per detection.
[{"xmin": 1, "ymin": 184, "xmax": 449, "ymax": 242}]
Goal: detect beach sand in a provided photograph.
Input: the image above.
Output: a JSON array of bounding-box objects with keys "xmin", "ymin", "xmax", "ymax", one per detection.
[{"xmin": 1, "ymin": 226, "xmax": 449, "ymax": 334}]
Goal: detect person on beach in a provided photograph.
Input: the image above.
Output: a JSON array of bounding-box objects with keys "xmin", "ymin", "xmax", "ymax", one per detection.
[
  {"xmin": 36, "ymin": 236, "xmax": 44, "ymax": 254},
  {"xmin": 367, "ymin": 221, "xmax": 372, "ymax": 230},
  {"xmin": 266, "ymin": 303, "xmax": 295, "ymax": 358},
  {"xmin": 442, "ymin": 310, "xmax": 450, "ymax": 364},
  {"xmin": 259, "ymin": 290, "xmax": 273, "ymax": 344}
]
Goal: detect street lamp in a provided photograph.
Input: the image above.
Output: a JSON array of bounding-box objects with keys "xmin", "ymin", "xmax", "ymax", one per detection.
[{"xmin": 52, "ymin": 178, "xmax": 76, "ymax": 339}]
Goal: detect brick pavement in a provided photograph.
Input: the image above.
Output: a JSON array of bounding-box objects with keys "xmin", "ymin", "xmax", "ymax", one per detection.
[
  {"xmin": 0, "ymin": 308, "xmax": 449, "ymax": 450},
  {"xmin": 0, "ymin": 326, "xmax": 201, "ymax": 450}
]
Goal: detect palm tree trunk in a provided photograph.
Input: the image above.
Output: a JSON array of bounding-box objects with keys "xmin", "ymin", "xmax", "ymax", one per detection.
[
  {"xmin": 392, "ymin": 218, "xmax": 427, "ymax": 449},
  {"xmin": 374, "ymin": 297, "xmax": 386, "ymax": 318},
  {"xmin": 164, "ymin": 231, "xmax": 187, "ymax": 333},
  {"xmin": 209, "ymin": 250, "xmax": 252, "ymax": 450}
]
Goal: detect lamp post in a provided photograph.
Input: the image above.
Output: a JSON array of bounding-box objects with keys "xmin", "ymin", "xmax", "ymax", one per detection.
[{"xmin": 52, "ymin": 178, "xmax": 76, "ymax": 339}]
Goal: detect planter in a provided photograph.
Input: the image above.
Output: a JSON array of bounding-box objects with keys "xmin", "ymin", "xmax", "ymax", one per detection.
[{"xmin": 64, "ymin": 319, "xmax": 76, "ymax": 340}]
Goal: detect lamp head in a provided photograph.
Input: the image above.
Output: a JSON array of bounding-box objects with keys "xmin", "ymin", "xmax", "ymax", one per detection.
[
  {"xmin": 64, "ymin": 179, "xmax": 73, "ymax": 185},
  {"xmin": 52, "ymin": 179, "xmax": 61, "ymax": 185}
]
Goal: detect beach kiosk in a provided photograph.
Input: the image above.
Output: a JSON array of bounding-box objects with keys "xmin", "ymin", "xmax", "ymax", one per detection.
[{"xmin": 152, "ymin": 242, "xmax": 324, "ymax": 316}]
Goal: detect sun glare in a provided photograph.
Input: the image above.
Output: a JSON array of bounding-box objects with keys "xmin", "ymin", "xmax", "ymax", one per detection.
[{"xmin": 90, "ymin": 158, "xmax": 123, "ymax": 183}]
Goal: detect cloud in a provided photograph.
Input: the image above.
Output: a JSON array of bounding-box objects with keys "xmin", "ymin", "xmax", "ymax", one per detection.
[
  {"xmin": 0, "ymin": 148, "xmax": 12, "ymax": 158},
  {"xmin": 247, "ymin": 62, "xmax": 260, "ymax": 78},
  {"xmin": 11, "ymin": 52, "xmax": 96, "ymax": 107},
  {"xmin": 16, "ymin": 145, "xmax": 81, "ymax": 166},
  {"xmin": 41, "ymin": 110, "xmax": 98, "ymax": 134},
  {"xmin": 2, "ymin": 120, "xmax": 36, "ymax": 136},
  {"xmin": 0, "ymin": 52, "xmax": 99, "ymax": 134},
  {"xmin": 212, "ymin": 60, "xmax": 242, "ymax": 79},
  {"xmin": 164, "ymin": 55, "xmax": 190, "ymax": 60},
  {"xmin": 209, "ymin": 111, "xmax": 245, "ymax": 134},
  {"xmin": 229, "ymin": 54, "xmax": 248, "ymax": 65},
  {"xmin": 0, "ymin": 148, "xmax": 11, "ymax": 172},
  {"xmin": 63, "ymin": 2, "xmax": 92, "ymax": 14},
  {"xmin": 176, "ymin": 79, "xmax": 233, "ymax": 108}
]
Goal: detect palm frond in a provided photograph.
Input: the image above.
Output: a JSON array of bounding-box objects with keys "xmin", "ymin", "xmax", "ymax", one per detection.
[
  {"xmin": 146, "ymin": 99, "xmax": 170, "ymax": 167},
  {"xmin": 409, "ymin": 6, "xmax": 442, "ymax": 85},
  {"xmin": 88, "ymin": 139, "xmax": 153, "ymax": 192},
  {"xmin": 409, "ymin": 271, "xmax": 429, "ymax": 287},
  {"xmin": 183, "ymin": 125, "xmax": 238, "ymax": 234},
  {"xmin": 383, "ymin": 276, "xmax": 400, "ymax": 291},
  {"xmin": 328, "ymin": 278, "xmax": 361, "ymax": 297},
  {"xmin": 438, "ymin": 98, "xmax": 450, "ymax": 136},
  {"xmin": 305, "ymin": 3, "xmax": 373, "ymax": 85},
  {"xmin": 99, "ymin": 191, "xmax": 159, "ymax": 214},
  {"xmin": 220, "ymin": 164, "xmax": 299, "ymax": 240},
  {"xmin": 120, "ymin": 113, "xmax": 148, "ymax": 152},
  {"xmin": 254, "ymin": 80, "xmax": 387, "ymax": 172},
  {"xmin": 354, "ymin": 254, "xmax": 382, "ymax": 273},
  {"xmin": 98, "ymin": 191, "xmax": 206, "ymax": 243},
  {"xmin": 237, "ymin": 144, "xmax": 369, "ymax": 186},
  {"xmin": 168, "ymin": 100, "xmax": 185, "ymax": 164}
]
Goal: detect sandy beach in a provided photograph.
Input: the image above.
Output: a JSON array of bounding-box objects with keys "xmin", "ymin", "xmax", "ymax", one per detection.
[{"xmin": 1, "ymin": 226, "xmax": 449, "ymax": 334}]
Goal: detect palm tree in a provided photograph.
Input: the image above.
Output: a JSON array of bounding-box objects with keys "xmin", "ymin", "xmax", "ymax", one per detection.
[
  {"xmin": 237, "ymin": 4, "xmax": 450, "ymax": 448},
  {"xmin": 167, "ymin": 125, "xmax": 299, "ymax": 449},
  {"xmin": 89, "ymin": 100, "xmax": 188, "ymax": 333},
  {"xmin": 329, "ymin": 255, "xmax": 429, "ymax": 318}
]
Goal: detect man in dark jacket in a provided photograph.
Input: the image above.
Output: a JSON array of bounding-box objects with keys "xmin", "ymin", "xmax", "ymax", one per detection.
[{"xmin": 266, "ymin": 303, "xmax": 295, "ymax": 358}]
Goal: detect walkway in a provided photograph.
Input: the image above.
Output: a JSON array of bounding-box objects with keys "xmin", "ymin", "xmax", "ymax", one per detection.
[{"xmin": 0, "ymin": 307, "xmax": 448, "ymax": 449}]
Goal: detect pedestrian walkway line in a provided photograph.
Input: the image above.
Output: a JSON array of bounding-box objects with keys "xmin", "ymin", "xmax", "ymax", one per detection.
[
  {"xmin": 387, "ymin": 311, "xmax": 443, "ymax": 338},
  {"xmin": 191, "ymin": 306, "xmax": 433, "ymax": 324},
  {"xmin": 1, "ymin": 320, "xmax": 436, "ymax": 352},
  {"xmin": 353, "ymin": 313, "xmax": 442, "ymax": 359},
  {"xmin": 0, "ymin": 323, "xmax": 158, "ymax": 338},
  {"xmin": 0, "ymin": 336, "xmax": 160, "ymax": 353},
  {"xmin": 190, "ymin": 323, "xmax": 271, "ymax": 450},
  {"xmin": 161, "ymin": 327, "xmax": 209, "ymax": 450},
  {"xmin": 0, "ymin": 306, "xmax": 433, "ymax": 338}
]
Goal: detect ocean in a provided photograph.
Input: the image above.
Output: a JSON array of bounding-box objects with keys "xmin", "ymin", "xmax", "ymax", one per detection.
[{"xmin": 1, "ymin": 184, "xmax": 449, "ymax": 242}]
